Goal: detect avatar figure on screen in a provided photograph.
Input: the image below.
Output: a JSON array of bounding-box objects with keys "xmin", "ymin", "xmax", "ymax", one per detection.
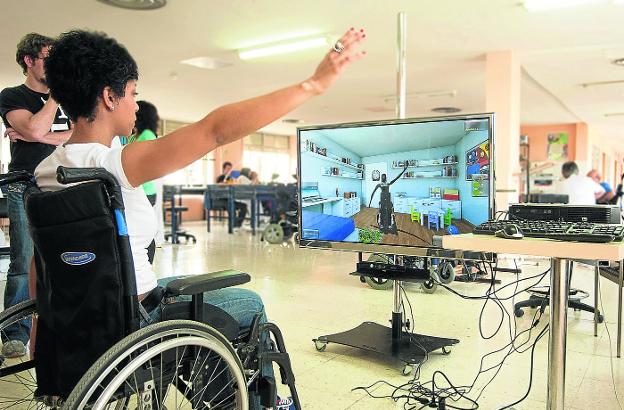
[{"xmin": 368, "ymin": 163, "xmax": 408, "ymax": 234}]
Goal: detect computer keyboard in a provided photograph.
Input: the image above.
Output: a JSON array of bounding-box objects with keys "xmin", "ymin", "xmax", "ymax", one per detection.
[{"xmin": 474, "ymin": 220, "xmax": 624, "ymax": 243}]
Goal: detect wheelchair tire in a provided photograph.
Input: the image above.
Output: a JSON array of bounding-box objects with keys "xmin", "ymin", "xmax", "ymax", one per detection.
[
  {"xmin": 65, "ymin": 320, "xmax": 248, "ymax": 410},
  {"xmin": 263, "ymin": 224, "xmax": 284, "ymax": 244},
  {"xmin": 363, "ymin": 254, "xmax": 393, "ymax": 290},
  {"xmin": 0, "ymin": 299, "xmax": 44, "ymax": 409}
]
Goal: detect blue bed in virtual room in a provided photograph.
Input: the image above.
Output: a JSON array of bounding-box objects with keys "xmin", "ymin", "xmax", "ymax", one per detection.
[{"xmin": 301, "ymin": 210, "xmax": 356, "ymax": 241}]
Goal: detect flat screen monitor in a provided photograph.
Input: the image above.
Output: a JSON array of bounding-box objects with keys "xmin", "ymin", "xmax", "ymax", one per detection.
[{"xmin": 297, "ymin": 113, "xmax": 495, "ymax": 259}]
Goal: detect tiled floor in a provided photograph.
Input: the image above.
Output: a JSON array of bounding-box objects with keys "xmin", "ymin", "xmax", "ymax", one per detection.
[
  {"xmin": 3, "ymin": 220, "xmax": 624, "ymax": 409},
  {"xmin": 149, "ymin": 221, "xmax": 624, "ymax": 409}
]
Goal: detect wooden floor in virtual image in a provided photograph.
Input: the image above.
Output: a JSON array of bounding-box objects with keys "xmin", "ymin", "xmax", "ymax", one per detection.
[{"xmin": 352, "ymin": 207, "xmax": 473, "ymax": 247}]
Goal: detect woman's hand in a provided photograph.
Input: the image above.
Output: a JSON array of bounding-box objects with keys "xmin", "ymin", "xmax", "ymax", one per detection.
[{"xmin": 304, "ymin": 28, "xmax": 367, "ymax": 95}]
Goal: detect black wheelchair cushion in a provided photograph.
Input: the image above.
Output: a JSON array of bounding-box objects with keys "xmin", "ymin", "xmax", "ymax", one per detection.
[
  {"xmin": 26, "ymin": 182, "xmax": 133, "ymax": 398},
  {"xmin": 165, "ymin": 270, "xmax": 250, "ymax": 295}
]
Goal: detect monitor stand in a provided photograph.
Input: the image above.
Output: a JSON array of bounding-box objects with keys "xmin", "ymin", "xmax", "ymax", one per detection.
[{"xmin": 312, "ymin": 253, "xmax": 459, "ymax": 375}]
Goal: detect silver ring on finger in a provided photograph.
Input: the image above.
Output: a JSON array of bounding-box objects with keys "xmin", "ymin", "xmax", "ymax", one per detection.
[{"xmin": 332, "ymin": 40, "xmax": 345, "ymax": 54}]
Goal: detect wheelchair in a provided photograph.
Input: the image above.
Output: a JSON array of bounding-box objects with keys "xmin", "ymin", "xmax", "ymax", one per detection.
[
  {"xmin": 0, "ymin": 167, "xmax": 301, "ymax": 409},
  {"xmin": 261, "ymin": 184, "xmax": 298, "ymax": 245}
]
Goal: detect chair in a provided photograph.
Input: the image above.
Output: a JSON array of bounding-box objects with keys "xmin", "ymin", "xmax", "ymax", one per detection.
[
  {"xmin": 427, "ymin": 210, "xmax": 441, "ymax": 230},
  {"xmin": 409, "ymin": 206, "xmax": 421, "ymax": 223},
  {"xmin": 0, "ymin": 168, "xmax": 300, "ymax": 409},
  {"xmin": 163, "ymin": 184, "xmax": 197, "ymax": 244},
  {"xmin": 444, "ymin": 208, "xmax": 452, "ymax": 227},
  {"xmin": 205, "ymin": 184, "xmax": 232, "ymax": 232},
  {"xmin": 514, "ymin": 261, "xmax": 604, "ymax": 323}
]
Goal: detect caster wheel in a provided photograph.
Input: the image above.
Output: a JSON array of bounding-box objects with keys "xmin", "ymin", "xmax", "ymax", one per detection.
[
  {"xmin": 514, "ymin": 309, "xmax": 524, "ymax": 318},
  {"xmin": 438, "ymin": 261, "xmax": 456, "ymax": 285},
  {"xmin": 421, "ymin": 278, "xmax": 437, "ymax": 294},
  {"xmin": 314, "ymin": 340, "xmax": 327, "ymax": 352},
  {"xmin": 441, "ymin": 346, "xmax": 452, "ymax": 355},
  {"xmin": 402, "ymin": 364, "xmax": 413, "ymax": 376},
  {"xmin": 597, "ymin": 314, "xmax": 605, "ymax": 323}
]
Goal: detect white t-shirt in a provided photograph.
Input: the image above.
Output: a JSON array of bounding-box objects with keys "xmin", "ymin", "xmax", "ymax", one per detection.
[
  {"xmin": 34, "ymin": 143, "xmax": 158, "ymax": 295},
  {"xmin": 556, "ymin": 174, "xmax": 606, "ymax": 205}
]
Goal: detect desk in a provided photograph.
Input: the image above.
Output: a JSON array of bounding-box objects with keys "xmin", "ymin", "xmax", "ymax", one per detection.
[
  {"xmin": 301, "ymin": 197, "xmax": 341, "ymax": 214},
  {"xmin": 443, "ymin": 234, "xmax": 624, "ymax": 410},
  {"xmin": 204, "ymin": 185, "xmax": 280, "ymax": 234}
]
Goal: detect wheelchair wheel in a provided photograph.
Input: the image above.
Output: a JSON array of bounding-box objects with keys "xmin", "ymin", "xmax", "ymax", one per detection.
[
  {"xmin": 0, "ymin": 299, "xmax": 46, "ymax": 409},
  {"xmin": 263, "ymin": 224, "xmax": 284, "ymax": 244},
  {"xmin": 363, "ymin": 254, "xmax": 393, "ymax": 290},
  {"xmin": 65, "ymin": 320, "xmax": 248, "ymax": 410}
]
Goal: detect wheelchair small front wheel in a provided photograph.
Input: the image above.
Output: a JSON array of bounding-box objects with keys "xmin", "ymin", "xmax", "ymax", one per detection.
[{"xmin": 65, "ymin": 320, "xmax": 248, "ymax": 410}]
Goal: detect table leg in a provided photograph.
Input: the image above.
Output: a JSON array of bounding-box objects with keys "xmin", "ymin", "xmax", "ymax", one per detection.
[
  {"xmin": 251, "ymin": 198, "xmax": 256, "ymax": 236},
  {"xmin": 228, "ymin": 197, "xmax": 234, "ymax": 234},
  {"xmin": 548, "ymin": 257, "xmax": 568, "ymax": 410}
]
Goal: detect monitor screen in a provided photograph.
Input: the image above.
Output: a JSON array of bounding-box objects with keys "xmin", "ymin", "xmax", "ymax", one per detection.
[{"xmin": 297, "ymin": 113, "xmax": 495, "ymax": 258}]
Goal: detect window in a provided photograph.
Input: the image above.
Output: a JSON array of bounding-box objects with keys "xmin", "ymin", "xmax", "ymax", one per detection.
[
  {"xmin": 243, "ymin": 133, "xmax": 293, "ymax": 183},
  {"xmin": 158, "ymin": 119, "xmax": 214, "ymax": 185}
]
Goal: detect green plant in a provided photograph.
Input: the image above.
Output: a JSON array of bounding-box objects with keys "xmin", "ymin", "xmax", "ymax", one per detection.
[{"xmin": 359, "ymin": 227, "xmax": 382, "ymax": 244}]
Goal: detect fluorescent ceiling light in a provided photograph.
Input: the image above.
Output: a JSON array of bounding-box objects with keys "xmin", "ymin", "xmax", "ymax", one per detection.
[
  {"xmin": 180, "ymin": 56, "xmax": 232, "ymax": 70},
  {"xmin": 238, "ymin": 37, "xmax": 328, "ymax": 60},
  {"xmin": 523, "ymin": 0, "xmax": 607, "ymax": 12}
]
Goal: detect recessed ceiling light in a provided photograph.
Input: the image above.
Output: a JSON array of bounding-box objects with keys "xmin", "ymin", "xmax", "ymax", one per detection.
[
  {"xmin": 97, "ymin": 0, "xmax": 166, "ymax": 10},
  {"xmin": 612, "ymin": 58, "xmax": 624, "ymax": 67},
  {"xmin": 180, "ymin": 57, "xmax": 232, "ymax": 70},
  {"xmin": 432, "ymin": 107, "xmax": 461, "ymax": 113},
  {"xmin": 383, "ymin": 89, "xmax": 457, "ymax": 103}
]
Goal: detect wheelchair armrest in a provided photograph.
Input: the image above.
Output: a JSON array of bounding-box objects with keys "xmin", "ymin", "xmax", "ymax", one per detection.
[{"xmin": 165, "ymin": 270, "xmax": 251, "ymax": 296}]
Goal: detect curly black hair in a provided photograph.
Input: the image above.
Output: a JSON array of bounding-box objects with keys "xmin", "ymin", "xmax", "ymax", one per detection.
[
  {"xmin": 16, "ymin": 33, "xmax": 55, "ymax": 75},
  {"xmin": 44, "ymin": 30, "xmax": 139, "ymax": 122},
  {"xmin": 135, "ymin": 100, "xmax": 159, "ymax": 135}
]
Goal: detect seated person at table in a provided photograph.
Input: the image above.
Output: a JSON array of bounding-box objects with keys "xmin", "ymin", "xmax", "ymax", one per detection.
[
  {"xmin": 587, "ymin": 169, "xmax": 615, "ymax": 204},
  {"xmin": 556, "ymin": 161, "xmax": 605, "ymax": 205},
  {"xmin": 237, "ymin": 167, "xmax": 252, "ymax": 185},
  {"xmin": 216, "ymin": 161, "xmax": 233, "ymax": 183}
]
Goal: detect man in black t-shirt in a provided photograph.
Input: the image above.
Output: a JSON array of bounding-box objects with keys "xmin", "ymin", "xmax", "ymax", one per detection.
[
  {"xmin": 0, "ymin": 33, "xmax": 72, "ymax": 358},
  {"xmin": 216, "ymin": 161, "xmax": 233, "ymax": 183},
  {"xmin": 215, "ymin": 161, "xmax": 247, "ymax": 227}
]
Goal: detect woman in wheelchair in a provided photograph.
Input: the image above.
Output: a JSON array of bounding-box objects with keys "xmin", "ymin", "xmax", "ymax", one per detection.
[{"xmin": 0, "ymin": 29, "xmax": 366, "ymax": 409}]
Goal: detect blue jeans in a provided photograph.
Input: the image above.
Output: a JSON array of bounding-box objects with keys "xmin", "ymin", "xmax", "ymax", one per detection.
[
  {"xmin": 142, "ymin": 277, "xmax": 272, "ymax": 409},
  {"xmin": 2, "ymin": 183, "xmax": 33, "ymax": 344}
]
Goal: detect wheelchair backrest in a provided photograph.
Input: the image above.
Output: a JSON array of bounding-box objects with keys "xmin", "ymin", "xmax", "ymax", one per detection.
[{"xmin": 25, "ymin": 179, "xmax": 140, "ymax": 398}]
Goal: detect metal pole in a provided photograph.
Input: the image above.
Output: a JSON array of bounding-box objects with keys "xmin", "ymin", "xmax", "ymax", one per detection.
[
  {"xmin": 618, "ymin": 259, "xmax": 623, "ymax": 357},
  {"xmin": 548, "ymin": 257, "xmax": 568, "ymax": 410},
  {"xmin": 392, "ymin": 12, "xmax": 407, "ymax": 341}
]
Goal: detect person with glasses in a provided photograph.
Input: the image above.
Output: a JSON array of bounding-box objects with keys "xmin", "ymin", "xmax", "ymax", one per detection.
[{"xmin": 0, "ymin": 33, "xmax": 72, "ymax": 358}]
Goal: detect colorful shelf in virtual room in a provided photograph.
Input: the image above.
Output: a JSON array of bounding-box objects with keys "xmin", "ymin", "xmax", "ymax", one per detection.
[
  {"xmin": 402, "ymin": 175, "xmax": 458, "ymax": 179},
  {"xmin": 391, "ymin": 157, "xmax": 458, "ymax": 169},
  {"xmin": 402, "ymin": 170, "xmax": 457, "ymax": 179},
  {"xmin": 302, "ymin": 150, "xmax": 364, "ymax": 171},
  {"xmin": 321, "ymin": 167, "xmax": 364, "ymax": 179}
]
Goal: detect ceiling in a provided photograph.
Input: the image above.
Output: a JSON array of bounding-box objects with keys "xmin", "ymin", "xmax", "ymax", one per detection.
[
  {"xmin": 304, "ymin": 118, "xmax": 469, "ymax": 157},
  {"xmin": 0, "ymin": 0, "xmax": 623, "ymax": 140}
]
